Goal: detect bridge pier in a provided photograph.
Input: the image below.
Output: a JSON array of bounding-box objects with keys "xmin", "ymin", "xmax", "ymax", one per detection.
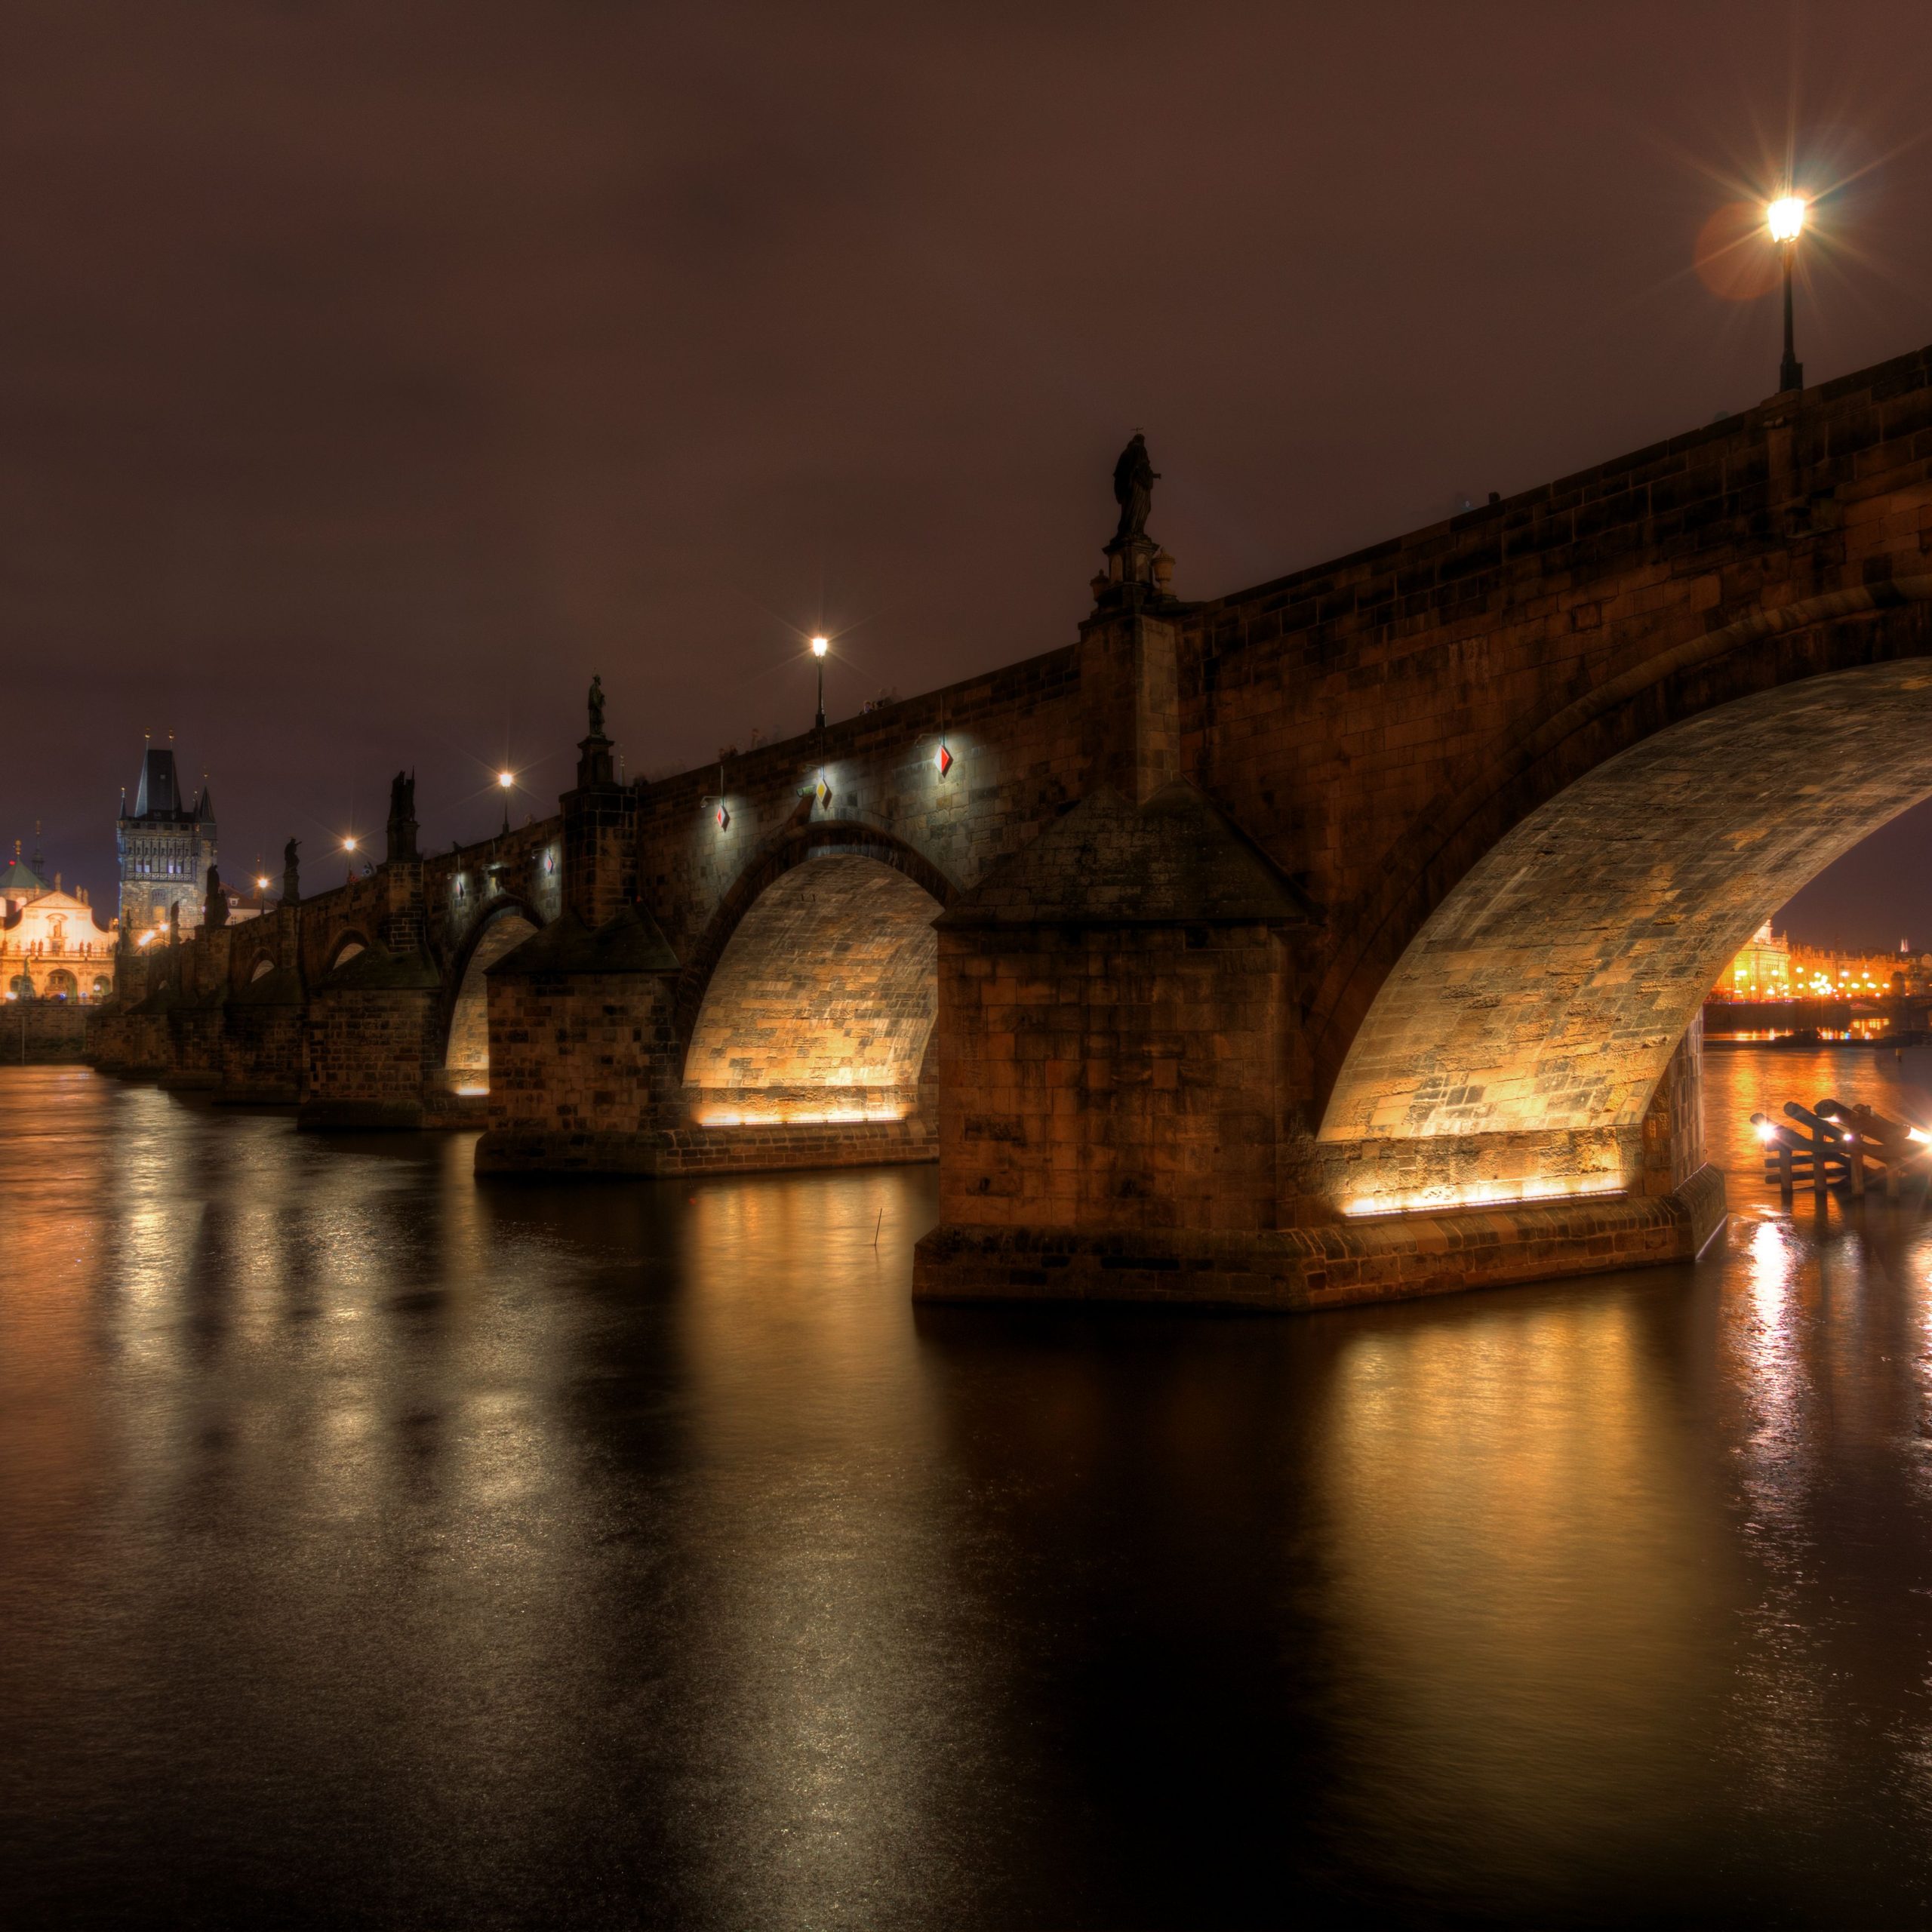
[
  {"xmin": 220, "ymin": 968, "xmax": 305, "ymax": 1103},
  {"xmin": 299, "ymin": 949, "xmax": 445, "ymax": 1128},
  {"xmin": 917, "ymin": 1026, "xmax": 1724, "ymax": 1313},
  {"xmin": 159, "ymin": 921, "xmax": 231, "ymax": 1091},
  {"xmin": 297, "ymin": 798, "xmax": 451, "ymax": 1129}
]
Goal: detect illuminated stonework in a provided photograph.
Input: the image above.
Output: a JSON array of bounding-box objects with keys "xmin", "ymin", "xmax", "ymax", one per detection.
[
  {"xmin": 1320, "ymin": 662, "xmax": 1932, "ymax": 1212},
  {"xmin": 683, "ymin": 854, "xmax": 939, "ymax": 1128},
  {"xmin": 442, "ymin": 908, "xmax": 539, "ymax": 1090}
]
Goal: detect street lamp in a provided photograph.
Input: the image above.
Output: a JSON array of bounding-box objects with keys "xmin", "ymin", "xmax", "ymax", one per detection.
[
  {"xmin": 1767, "ymin": 193, "xmax": 1807, "ymax": 393},
  {"xmin": 811, "ymin": 636, "xmax": 829, "ymax": 731},
  {"xmin": 497, "ymin": 768, "xmax": 514, "ymax": 834},
  {"xmin": 343, "ymin": 833, "xmax": 357, "ymax": 884}
]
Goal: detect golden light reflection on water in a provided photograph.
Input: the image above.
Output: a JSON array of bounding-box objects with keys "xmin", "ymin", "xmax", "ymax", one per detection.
[
  {"xmin": 1313, "ymin": 1292, "xmax": 1727, "ymax": 1900},
  {"xmin": 17, "ymin": 1062, "xmax": 1932, "ymax": 1922},
  {"xmin": 672, "ymin": 1171, "xmax": 978, "ymax": 1924}
]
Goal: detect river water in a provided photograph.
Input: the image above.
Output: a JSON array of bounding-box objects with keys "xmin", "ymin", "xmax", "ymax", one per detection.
[{"xmin": 8, "ymin": 1053, "xmax": 1932, "ymax": 1927}]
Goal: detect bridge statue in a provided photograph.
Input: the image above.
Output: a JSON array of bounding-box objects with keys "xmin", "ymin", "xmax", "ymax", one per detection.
[
  {"xmin": 587, "ymin": 672, "xmax": 607, "ymax": 739},
  {"xmin": 1111, "ymin": 432, "xmax": 1158, "ymax": 543},
  {"xmin": 282, "ymin": 836, "xmax": 300, "ymax": 906},
  {"xmin": 386, "ymin": 770, "xmax": 418, "ymax": 863},
  {"xmin": 203, "ymin": 864, "xmax": 228, "ymax": 928}
]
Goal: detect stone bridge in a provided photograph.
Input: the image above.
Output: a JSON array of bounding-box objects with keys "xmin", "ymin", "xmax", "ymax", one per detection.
[{"xmin": 96, "ymin": 340, "xmax": 1932, "ymax": 1311}]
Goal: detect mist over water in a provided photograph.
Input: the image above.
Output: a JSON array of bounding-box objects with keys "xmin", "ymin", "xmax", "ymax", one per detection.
[{"xmin": 9, "ymin": 1055, "xmax": 1932, "ymax": 1925}]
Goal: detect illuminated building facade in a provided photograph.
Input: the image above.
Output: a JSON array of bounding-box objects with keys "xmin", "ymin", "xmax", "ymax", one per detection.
[
  {"xmin": 117, "ymin": 743, "xmax": 217, "ymax": 936},
  {"xmin": 2, "ymin": 844, "xmax": 116, "ymax": 1001},
  {"xmin": 1713, "ymin": 921, "xmax": 1927, "ymax": 1000}
]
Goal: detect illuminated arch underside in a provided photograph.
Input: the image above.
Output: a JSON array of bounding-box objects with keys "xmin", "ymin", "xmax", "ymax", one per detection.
[
  {"xmin": 1320, "ymin": 660, "xmax": 1932, "ymax": 1211},
  {"xmin": 445, "ymin": 910, "xmax": 539, "ymax": 1089},
  {"xmin": 685, "ymin": 853, "xmax": 940, "ymax": 1127}
]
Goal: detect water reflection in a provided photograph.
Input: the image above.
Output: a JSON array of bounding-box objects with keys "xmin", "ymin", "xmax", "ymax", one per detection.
[{"xmin": 11, "ymin": 1060, "xmax": 1932, "ymax": 1924}]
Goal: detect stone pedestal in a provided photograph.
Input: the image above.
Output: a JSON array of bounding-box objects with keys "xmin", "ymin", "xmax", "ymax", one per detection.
[
  {"xmin": 563, "ymin": 734, "xmax": 636, "ymax": 931},
  {"xmin": 1079, "ymin": 535, "xmax": 1183, "ymax": 804}
]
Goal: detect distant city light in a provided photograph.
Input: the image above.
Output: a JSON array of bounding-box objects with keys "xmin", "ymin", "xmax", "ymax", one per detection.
[{"xmin": 1767, "ymin": 195, "xmax": 1807, "ymax": 243}]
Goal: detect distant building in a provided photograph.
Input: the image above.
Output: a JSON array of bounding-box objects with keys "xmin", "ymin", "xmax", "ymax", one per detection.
[
  {"xmin": 117, "ymin": 743, "xmax": 217, "ymax": 936},
  {"xmin": 1714, "ymin": 921, "xmax": 1928, "ymax": 1001},
  {"xmin": 2, "ymin": 843, "xmax": 116, "ymax": 1001},
  {"xmin": 1715, "ymin": 921, "xmax": 1792, "ymax": 998}
]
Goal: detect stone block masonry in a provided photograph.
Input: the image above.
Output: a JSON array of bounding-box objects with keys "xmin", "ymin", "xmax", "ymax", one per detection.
[
  {"xmin": 935, "ymin": 923, "xmax": 1288, "ymax": 1237},
  {"xmin": 0, "ymin": 999, "xmax": 91, "ymax": 1065},
  {"xmin": 300, "ymin": 974, "xmax": 443, "ymax": 1129}
]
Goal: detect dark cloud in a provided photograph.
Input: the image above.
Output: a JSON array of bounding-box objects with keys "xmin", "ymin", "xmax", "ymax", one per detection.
[{"xmin": 6, "ymin": 2, "xmax": 1932, "ymax": 945}]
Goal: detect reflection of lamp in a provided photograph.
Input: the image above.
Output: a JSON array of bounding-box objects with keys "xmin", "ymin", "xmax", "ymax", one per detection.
[{"xmin": 1767, "ymin": 194, "xmax": 1807, "ymax": 392}]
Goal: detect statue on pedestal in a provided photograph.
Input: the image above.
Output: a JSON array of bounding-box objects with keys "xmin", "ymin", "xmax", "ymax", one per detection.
[
  {"xmin": 1111, "ymin": 432, "xmax": 1159, "ymax": 543},
  {"xmin": 386, "ymin": 771, "xmax": 418, "ymax": 863},
  {"xmin": 588, "ymin": 672, "xmax": 607, "ymax": 739},
  {"xmin": 282, "ymin": 837, "xmax": 300, "ymax": 906}
]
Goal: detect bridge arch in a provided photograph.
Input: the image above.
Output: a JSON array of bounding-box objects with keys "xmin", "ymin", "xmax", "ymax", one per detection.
[
  {"xmin": 324, "ymin": 931, "xmax": 372, "ymax": 973},
  {"xmin": 1309, "ymin": 579, "xmax": 1932, "ymax": 1110},
  {"xmin": 677, "ymin": 822, "xmax": 957, "ymax": 1128},
  {"xmin": 441, "ymin": 896, "xmax": 543, "ymax": 1093},
  {"xmin": 1317, "ymin": 651, "xmax": 1932, "ymax": 1214}
]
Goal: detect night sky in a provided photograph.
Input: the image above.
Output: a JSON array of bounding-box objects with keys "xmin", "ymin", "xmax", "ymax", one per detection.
[{"xmin": 7, "ymin": 3, "xmax": 1932, "ymax": 949}]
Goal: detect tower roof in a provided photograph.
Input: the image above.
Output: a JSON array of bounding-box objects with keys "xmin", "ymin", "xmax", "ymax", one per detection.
[
  {"xmin": 1, "ymin": 851, "xmax": 48, "ymax": 899},
  {"xmin": 132, "ymin": 747, "xmax": 183, "ymax": 819}
]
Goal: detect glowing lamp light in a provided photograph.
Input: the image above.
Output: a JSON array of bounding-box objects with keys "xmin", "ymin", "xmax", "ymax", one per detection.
[
  {"xmin": 498, "ymin": 771, "xmax": 514, "ymax": 789},
  {"xmin": 343, "ymin": 835, "xmax": 357, "ymax": 852},
  {"xmin": 1755, "ymin": 1119, "xmax": 1777, "ymax": 1143},
  {"xmin": 1909, "ymin": 1127, "xmax": 1930, "ymax": 1145},
  {"xmin": 936, "ymin": 740, "xmax": 953, "ymax": 777},
  {"xmin": 256, "ymin": 875, "xmax": 269, "ymax": 892},
  {"xmin": 810, "ymin": 636, "xmax": 829, "ymax": 659},
  {"xmin": 1767, "ymin": 195, "xmax": 1807, "ymax": 243}
]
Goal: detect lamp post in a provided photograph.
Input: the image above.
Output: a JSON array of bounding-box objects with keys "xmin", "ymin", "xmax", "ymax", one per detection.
[
  {"xmin": 343, "ymin": 834, "xmax": 357, "ymax": 884},
  {"xmin": 497, "ymin": 769, "xmax": 514, "ymax": 835},
  {"xmin": 811, "ymin": 636, "xmax": 829, "ymax": 731},
  {"xmin": 1768, "ymin": 194, "xmax": 1807, "ymax": 394}
]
